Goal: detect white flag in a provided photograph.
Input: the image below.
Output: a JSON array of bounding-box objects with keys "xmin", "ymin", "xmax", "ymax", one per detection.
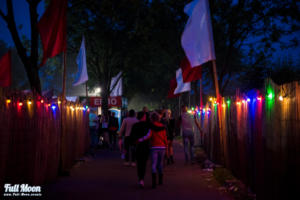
[
  {"xmin": 174, "ymin": 68, "xmax": 191, "ymax": 94},
  {"xmin": 181, "ymin": 0, "xmax": 216, "ymax": 67},
  {"xmin": 73, "ymin": 36, "xmax": 88, "ymax": 86},
  {"xmin": 110, "ymin": 71, "xmax": 122, "ymax": 97}
]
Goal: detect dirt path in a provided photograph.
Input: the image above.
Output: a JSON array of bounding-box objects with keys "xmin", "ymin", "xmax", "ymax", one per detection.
[{"xmin": 43, "ymin": 142, "xmax": 233, "ymax": 200}]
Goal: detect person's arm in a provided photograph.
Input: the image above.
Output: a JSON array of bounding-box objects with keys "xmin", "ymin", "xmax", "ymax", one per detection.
[
  {"xmin": 138, "ymin": 130, "xmax": 152, "ymax": 142},
  {"xmin": 149, "ymin": 123, "xmax": 165, "ymax": 131}
]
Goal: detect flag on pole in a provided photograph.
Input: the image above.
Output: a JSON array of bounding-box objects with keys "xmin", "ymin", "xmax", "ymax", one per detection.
[
  {"xmin": 38, "ymin": 0, "xmax": 67, "ymax": 66},
  {"xmin": 181, "ymin": 0, "xmax": 216, "ymax": 67},
  {"xmin": 167, "ymin": 78, "xmax": 180, "ymax": 98},
  {"xmin": 174, "ymin": 68, "xmax": 191, "ymax": 95},
  {"xmin": 110, "ymin": 72, "xmax": 122, "ymax": 97},
  {"xmin": 180, "ymin": 57, "xmax": 202, "ymax": 83},
  {"xmin": 73, "ymin": 36, "xmax": 88, "ymax": 86},
  {"xmin": 0, "ymin": 50, "xmax": 11, "ymax": 87}
]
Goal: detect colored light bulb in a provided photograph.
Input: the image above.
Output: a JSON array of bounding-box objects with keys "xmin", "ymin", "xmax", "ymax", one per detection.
[
  {"xmin": 6, "ymin": 99, "xmax": 11, "ymax": 104},
  {"xmin": 267, "ymin": 93, "xmax": 273, "ymax": 99},
  {"xmin": 279, "ymin": 96, "xmax": 283, "ymax": 101},
  {"xmin": 51, "ymin": 104, "xmax": 56, "ymax": 110}
]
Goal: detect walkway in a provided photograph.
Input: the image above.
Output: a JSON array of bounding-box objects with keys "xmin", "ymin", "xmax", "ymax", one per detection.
[{"xmin": 43, "ymin": 142, "xmax": 233, "ymax": 200}]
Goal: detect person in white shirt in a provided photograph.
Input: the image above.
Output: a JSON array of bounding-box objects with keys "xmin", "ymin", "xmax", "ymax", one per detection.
[{"xmin": 119, "ymin": 109, "xmax": 139, "ymax": 166}]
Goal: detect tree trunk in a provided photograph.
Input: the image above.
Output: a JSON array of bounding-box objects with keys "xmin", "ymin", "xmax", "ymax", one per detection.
[
  {"xmin": 101, "ymin": 81, "xmax": 109, "ymax": 119},
  {"xmin": 0, "ymin": 0, "xmax": 42, "ymax": 95},
  {"xmin": 25, "ymin": 62, "xmax": 42, "ymax": 95}
]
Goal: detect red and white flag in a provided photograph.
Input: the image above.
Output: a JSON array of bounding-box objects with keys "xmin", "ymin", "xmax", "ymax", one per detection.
[
  {"xmin": 180, "ymin": 57, "xmax": 202, "ymax": 83},
  {"xmin": 174, "ymin": 68, "xmax": 191, "ymax": 95},
  {"xmin": 0, "ymin": 51, "xmax": 11, "ymax": 87},
  {"xmin": 38, "ymin": 0, "xmax": 67, "ymax": 66},
  {"xmin": 181, "ymin": 0, "xmax": 216, "ymax": 67}
]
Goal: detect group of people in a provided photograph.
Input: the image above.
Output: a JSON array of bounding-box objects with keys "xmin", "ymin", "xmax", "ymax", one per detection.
[
  {"xmin": 118, "ymin": 105, "xmax": 202, "ymax": 189},
  {"xmin": 89, "ymin": 110, "xmax": 120, "ymax": 153},
  {"xmin": 89, "ymin": 105, "xmax": 202, "ymax": 189}
]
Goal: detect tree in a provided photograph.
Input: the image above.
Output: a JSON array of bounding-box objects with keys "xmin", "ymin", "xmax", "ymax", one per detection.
[
  {"xmin": 67, "ymin": 0, "xmax": 140, "ymax": 116},
  {"xmin": 210, "ymin": 0, "xmax": 300, "ymax": 95},
  {"xmin": 0, "ymin": 0, "xmax": 42, "ymax": 94}
]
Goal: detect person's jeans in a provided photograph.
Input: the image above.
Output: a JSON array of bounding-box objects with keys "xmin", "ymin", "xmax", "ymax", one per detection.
[
  {"xmin": 151, "ymin": 149, "xmax": 165, "ymax": 174},
  {"xmin": 124, "ymin": 136, "xmax": 136, "ymax": 162},
  {"xmin": 183, "ymin": 134, "xmax": 194, "ymax": 162}
]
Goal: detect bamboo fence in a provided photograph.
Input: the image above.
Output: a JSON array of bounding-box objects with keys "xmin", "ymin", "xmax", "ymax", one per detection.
[
  {"xmin": 199, "ymin": 79, "xmax": 300, "ymax": 199},
  {"xmin": 0, "ymin": 90, "xmax": 90, "ymax": 192}
]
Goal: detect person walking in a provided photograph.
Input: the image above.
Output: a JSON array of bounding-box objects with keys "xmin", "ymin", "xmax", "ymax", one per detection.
[
  {"xmin": 138, "ymin": 112, "xmax": 168, "ymax": 189},
  {"xmin": 161, "ymin": 109, "xmax": 175, "ymax": 165},
  {"xmin": 131, "ymin": 111, "xmax": 166, "ymax": 188},
  {"xmin": 89, "ymin": 109, "xmax": 99, "ymax": 156},
  {"xmin": 108, "ymin": 112, "xmax": 119, "ymax": 150},
  {"xmin": 178, "ymin": 105, "xmax": 198, "ymax": 164},
  {"xmin": 119, "ymin": 109, "xmax": 138, "ymax": 166}
]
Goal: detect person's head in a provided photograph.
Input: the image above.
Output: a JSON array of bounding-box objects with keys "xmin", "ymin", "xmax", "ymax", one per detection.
[
  {"xmin": 142, "ymin": 106, "xmax": 149, "ymax": 113},
  {"xmin": 150, "ymin": 112, "xmax": 160, "ymax": 123},
  {"xmin": 165, "ymin": 109, "xmax": 172, "ymax": 119},
  {"xmin": 137, "ymin": 111, "xmax": 146, "ymax": 121},
  {"xmin": 129, "ymin": 109, "xmax": 135, "ymax": 117},
  {"xmin": 111, "ymin": 112, "xmax": 115, "ymax": 117},
  {"xmin": 181, "ymin": 105, "xmax": 187, "ymax": 113}
]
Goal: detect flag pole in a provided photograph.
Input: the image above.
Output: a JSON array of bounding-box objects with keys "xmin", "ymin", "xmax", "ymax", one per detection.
[
  {"xmin": 200, "ymin": 78, "xmax": 203, "ymax": 108},
  {"xmin": 62, "ymin": 52, "xmax": 67, "ymax": 99},
  {"xmin": 188, "ymin": 92, "xmax": 191, "ymax": 108},
  {"xmin": 178, "ymin": 95, "xmax": 181, "ymax": 116},
  {"xmin": 212, "ymin": 60, "xmax": 220, "ymax": 101},
  {"xmin": 86, "ymin": 82, "xmax": 88, "ymax": 98}
]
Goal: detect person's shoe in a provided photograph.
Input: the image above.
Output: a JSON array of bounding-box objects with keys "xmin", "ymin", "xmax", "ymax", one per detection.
[
  {"xmin": 152, "ymin": 173, "xmax": 157, "ymax": 189},
  {"xmin": 131, "ymin": 162, "xmax": 136, "ymax": 167},
  {"xmin": 123, "ymin": 162, "xmax": 130, "ymax": 166},
  {"xmin": 158, "ymin": 174, "xmax": 163, "ymax": 185},
  {"xmin": 138, "ymin": 180, "xmax": 144, "ymax": 188}
]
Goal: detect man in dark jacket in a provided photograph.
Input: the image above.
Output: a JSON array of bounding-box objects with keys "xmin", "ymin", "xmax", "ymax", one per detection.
[{"xmin": 131, "ymin": 111, "xmax": 165, "ymax": 188}]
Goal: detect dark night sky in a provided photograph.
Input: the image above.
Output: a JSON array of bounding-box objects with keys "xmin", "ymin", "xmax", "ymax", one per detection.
[{"xmin": 0, "ymin": 0, "xmax": 299, "ymax": 62}]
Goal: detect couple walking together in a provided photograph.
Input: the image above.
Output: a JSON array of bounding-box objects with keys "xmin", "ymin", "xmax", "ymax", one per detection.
[{"xmin": 120, "ymin": 110, "xmax": 168, "ymax": 189}]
